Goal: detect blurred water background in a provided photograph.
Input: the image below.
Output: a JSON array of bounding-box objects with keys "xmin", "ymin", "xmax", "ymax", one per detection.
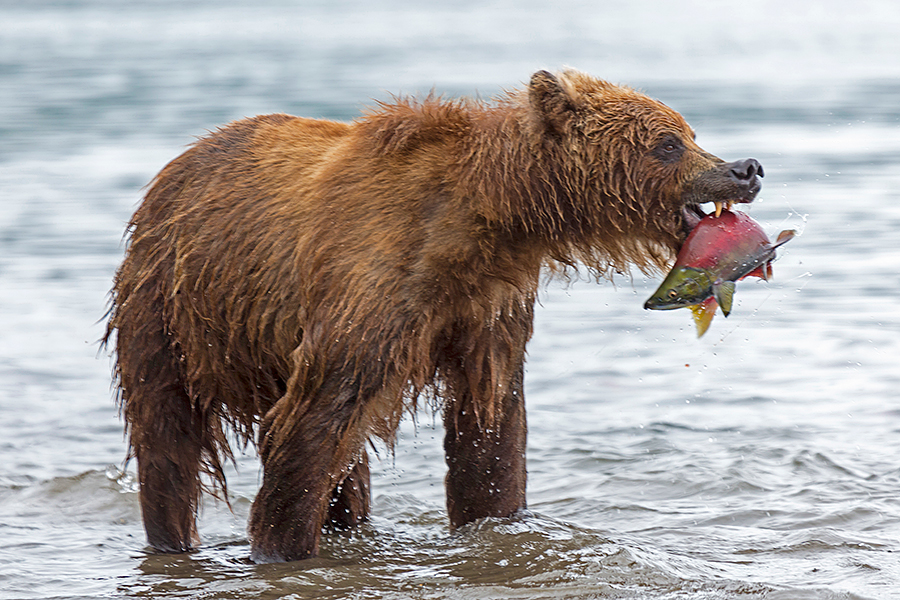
[{"xmin": 2, "ymin": 1, "xmax": 899, "ymax": 598}]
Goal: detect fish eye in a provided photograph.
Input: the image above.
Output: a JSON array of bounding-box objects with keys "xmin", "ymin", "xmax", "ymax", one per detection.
[{"xmin": 667, "ymin": 289, "xmax": 678, "ymax": 299}]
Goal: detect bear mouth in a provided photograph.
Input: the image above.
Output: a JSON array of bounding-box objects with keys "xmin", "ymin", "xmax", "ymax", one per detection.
[
  {"xmin": 679, "ymin": 157, "xmax": 764, "ymax": 237},
  {"xmin": 681, "ymin": 198, "xmax": 752, "ymax": 236}
]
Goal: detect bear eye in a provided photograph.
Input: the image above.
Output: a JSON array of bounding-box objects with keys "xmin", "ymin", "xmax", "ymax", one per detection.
[{"xmin": 652, "ymin": 135, "xmax": 684, "ymax": 163}]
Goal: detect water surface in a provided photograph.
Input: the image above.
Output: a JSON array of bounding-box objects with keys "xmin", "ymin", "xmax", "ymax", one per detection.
[{"xmin": 1, "ymin": 1, "xmax": 899, "ymax": 598}]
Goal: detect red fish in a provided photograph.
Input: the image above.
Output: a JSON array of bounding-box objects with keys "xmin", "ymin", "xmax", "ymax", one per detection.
[{"xmin": 644, "ymin": 209, "xmax": 795, "ymax": 336}]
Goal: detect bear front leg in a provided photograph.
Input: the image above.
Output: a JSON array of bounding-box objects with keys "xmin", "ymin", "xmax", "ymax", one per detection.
[
  {"xmin": 248, "ymin": 385, "xmax": 367, "ymax": 563},
  {"xmin": 443, "ymin": 363, "xmax": 527, "ymax": 529}
]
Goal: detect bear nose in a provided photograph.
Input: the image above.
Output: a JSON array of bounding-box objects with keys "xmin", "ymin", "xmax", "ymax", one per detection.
[{"xmin": 729, "ymin": 158, "xmax": 764, "ymax": 182}]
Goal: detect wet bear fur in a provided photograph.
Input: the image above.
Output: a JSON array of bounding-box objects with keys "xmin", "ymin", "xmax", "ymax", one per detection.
[{"xmin": 105, "ymin": 69, "xmax": 761, "ymax": 562}]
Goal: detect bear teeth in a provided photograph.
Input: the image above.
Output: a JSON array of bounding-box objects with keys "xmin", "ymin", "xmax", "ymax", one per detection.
[{"xmin": 713, "ymin": 201, "xmax": 733, "ymax": 218}]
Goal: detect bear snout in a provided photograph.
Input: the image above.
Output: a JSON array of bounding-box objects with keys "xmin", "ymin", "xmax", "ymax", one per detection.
[
  {"xmin": 681, "ymin": 157, "xmax": 765, "ymax": 211},
  {"xmin": 725, "ymin": 158, "xmax": 764, "ymax": 201}
]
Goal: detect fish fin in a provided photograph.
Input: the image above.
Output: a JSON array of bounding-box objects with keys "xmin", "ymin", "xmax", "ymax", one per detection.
[
  {"xmin": 690, "ymin": 297, "xmax": 718, "ymax": 337},
  {"xmin": 714, "ymin": 281, "xmax": 736, "ymax": 317},
  {"xmin": 766, "ymin": 262, "xmax": 773, "ymax": 279},
  {"xmin": 774, "ymin": 229, "xmax": 796, "ymax": 248},
  {"xmin": 744, "ymin": 265, "xmax": 767, "ymax": 281}
]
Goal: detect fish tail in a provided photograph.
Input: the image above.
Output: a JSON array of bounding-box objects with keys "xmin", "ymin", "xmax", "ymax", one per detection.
[{"xmin": 774, "ymin": 229, "xmax": 796, "ymax": 248}]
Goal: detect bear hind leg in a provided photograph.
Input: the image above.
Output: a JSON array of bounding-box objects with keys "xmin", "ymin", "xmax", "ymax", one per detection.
[
  {"xmin": 134, "ymin": 405, "xmax": 203, "ymax": 554},
  {"xmin": 326, "ymin": 451, "xmax": 371, "ymax": 529},
  {"xmin": 249, "ymin": 378, "xmax": 374, "ymax": 563},
  {"xmin": 115, "ymin": 305, "xmax": 206, "ymax": 553}
]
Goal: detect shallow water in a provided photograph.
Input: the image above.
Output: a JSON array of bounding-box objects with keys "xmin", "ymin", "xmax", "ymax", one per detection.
[{"xmin": 2, "ymin": 1, "xmax": 899, "ymax": 599}]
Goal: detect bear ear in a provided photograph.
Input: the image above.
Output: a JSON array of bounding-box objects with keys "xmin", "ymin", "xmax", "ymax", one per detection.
[{"xmin": 528, "ymin": 70, "xmax": 578, "ymax": 134}]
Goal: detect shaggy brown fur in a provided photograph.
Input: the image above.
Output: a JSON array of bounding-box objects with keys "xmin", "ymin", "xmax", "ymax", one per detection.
[{"xmin": 105, "ymin": 69, "xmax": 762, "ymax": 562}]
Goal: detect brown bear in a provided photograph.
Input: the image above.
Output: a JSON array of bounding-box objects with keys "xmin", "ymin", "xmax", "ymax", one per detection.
[{"xmin": 105, "ymin": 69, "xmax": 762, "ymax": 563}]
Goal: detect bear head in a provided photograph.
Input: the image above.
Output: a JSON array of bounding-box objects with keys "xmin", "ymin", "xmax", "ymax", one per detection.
[{"xmin": 525, "ymin": 69, "xmax": 763, "ymax": 273}]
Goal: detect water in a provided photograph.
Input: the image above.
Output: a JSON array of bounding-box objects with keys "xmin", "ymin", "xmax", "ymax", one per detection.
[{"xmin": 1, "ymin": 1, "xmax": 899, "ymax": 598}]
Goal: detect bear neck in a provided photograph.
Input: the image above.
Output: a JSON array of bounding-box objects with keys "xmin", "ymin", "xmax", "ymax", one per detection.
[{"xmin": 459, "ymin": 105, "xmax": 636, "ymax": 276}]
